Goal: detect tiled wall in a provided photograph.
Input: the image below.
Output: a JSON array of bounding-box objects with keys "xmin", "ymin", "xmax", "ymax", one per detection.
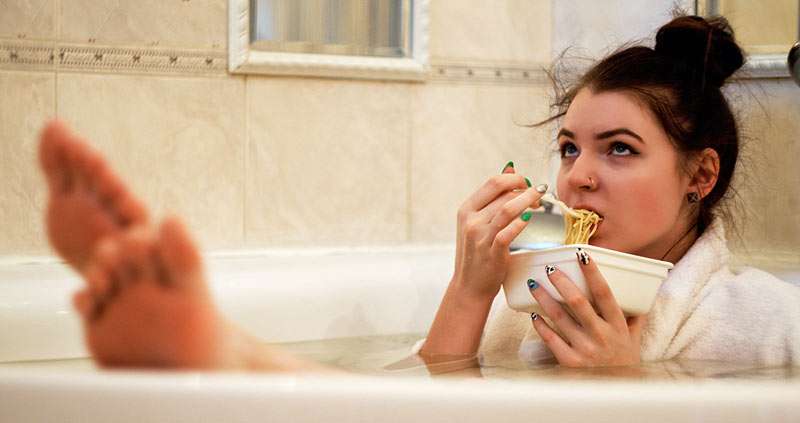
[
  {"xmin": 0, "ymin": 0, "xmax": 552, "ymax": 255},
  {"xmin": 1, "ymin": 1, "xmax": 797, "ymax": 269}
]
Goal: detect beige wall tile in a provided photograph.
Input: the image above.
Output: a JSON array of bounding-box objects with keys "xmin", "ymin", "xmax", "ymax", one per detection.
[
  {"xmin": 718, "ymin": 0, "xmax": 798, "ymax": 52},
  {"xmin": 727, "ymin": 80, "xmax": 800, "ymax": 258},
  {"xmin": 410, "ymin": 82, "xmax": 553, "ymax": 242},
  {"xmin": 60, "ymin": 0, "xmax": 226, "ymax": 49},
  {"xmin": 429, "ymin": 0, "xmax": 551, "ymax": 64},
  {"xmin": 246, "ymin": 77, "xmax": 410, "ymax": 246},
  {"xmin": 0, "ymin": 0, "xmax": 55, "ymax": 40},
  {"xmin": 57, "ymin": 73, "xmax": 246, "ymax": 249},
  {"xmin": 0, "ymin": 70, "xmax": 54, "ymax": 255}
]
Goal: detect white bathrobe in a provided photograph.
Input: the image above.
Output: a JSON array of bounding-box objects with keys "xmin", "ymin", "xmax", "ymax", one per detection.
[{"xmin": 480, "ymin": 218, "xmax": 800, "ymax": 366}]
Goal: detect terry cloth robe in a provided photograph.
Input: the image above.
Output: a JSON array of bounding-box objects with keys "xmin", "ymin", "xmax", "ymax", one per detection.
[{"xmin": 479, "ymin": 218, "xmax": 800, "ymax": 366}]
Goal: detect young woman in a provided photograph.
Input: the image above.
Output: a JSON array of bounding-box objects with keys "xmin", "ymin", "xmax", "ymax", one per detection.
[
  {"xmin": 39, "ymin": 15, "xmax": 799, "ymax": 371},
  {"xmin": 420, "ymin": 15, "xmax": 800, "ymax": 367}
]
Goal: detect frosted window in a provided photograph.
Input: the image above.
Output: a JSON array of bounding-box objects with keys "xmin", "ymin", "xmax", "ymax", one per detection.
[{"xmin": 251, "ymin": 0, "xmax": 411, "ymax": 58}]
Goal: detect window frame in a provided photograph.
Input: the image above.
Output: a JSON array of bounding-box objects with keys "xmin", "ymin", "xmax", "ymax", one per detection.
[
  {"xmin": 696, "ymin": 0, "xmax": 796, "ymax": 79},
  {"xmin": 228, "ymin": 0, "xmax": 429, "ymax": 81}
]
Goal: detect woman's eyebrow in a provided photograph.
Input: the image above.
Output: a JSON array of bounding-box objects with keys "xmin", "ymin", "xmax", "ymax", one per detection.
[
  {"xmin": 596, "ymin": 128, "xmax": 644, "ymax": 144},
  {"xmin": 557, "ymin": 128, "xmax": 575, "ymax": 139}
]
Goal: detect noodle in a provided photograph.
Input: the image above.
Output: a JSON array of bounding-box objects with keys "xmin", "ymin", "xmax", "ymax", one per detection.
[{"xmin": 563, "ymin": 209, "xmax": 601, "ymax": 244}]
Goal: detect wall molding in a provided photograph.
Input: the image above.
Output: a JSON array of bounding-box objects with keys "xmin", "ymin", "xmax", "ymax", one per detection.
[
  {"xmin": 0, "ymin": 39, "xmax": 548, "ymax": 85},
  {"xmin": 0, "ymin": 39, "xmax": 227, "ymax": 76}
]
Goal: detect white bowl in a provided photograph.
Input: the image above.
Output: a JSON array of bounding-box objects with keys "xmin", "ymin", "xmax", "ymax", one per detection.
[{"xmin": 502, "ymin": 244, "xmax": 674, "ymax": 316}]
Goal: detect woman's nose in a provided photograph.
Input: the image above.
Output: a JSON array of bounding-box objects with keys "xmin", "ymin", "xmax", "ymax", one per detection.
[{"xmin": 566, "ymin": 155, "xmax": 598, "ymax": 191}]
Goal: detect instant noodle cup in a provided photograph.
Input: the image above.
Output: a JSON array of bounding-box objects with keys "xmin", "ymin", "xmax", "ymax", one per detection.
[{"xmin": 502, "ymin": 244, "xmax": 673, "ymax": 316}]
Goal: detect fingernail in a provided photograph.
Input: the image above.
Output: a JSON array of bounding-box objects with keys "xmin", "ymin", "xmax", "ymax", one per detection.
[
  {"xmin": 520, "ymin": 211, "xmax": 532, "ymax": 222},
  {"xmin": 527, "ymin": 278, "xmax": 539, "ymax": 290},
  {"xmin": 576, "ymin": 248, "xmax": 590, "ymax": 265},
  {"xmin": 535, "ymin": 183, "xmax": 548, "ymax": 193},
  {"xmin": 545, "ymin": 264, "xmax": 557, "ymax": 275},
  {"xmin": 502, "ymin": 161, "xmax": 514, "ymax": 172},
  {"xmin": 525, "ymin": 177, "xmax": 532, "ymax": 187},
  {"xmin": 531, "ymin": 313, "xmax": 540, "ymax": 321}
]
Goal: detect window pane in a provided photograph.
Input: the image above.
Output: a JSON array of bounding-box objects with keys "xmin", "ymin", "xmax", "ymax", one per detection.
[{"xmin": 251, "ymin": 0, "xmax": 411, "ymax": 58}]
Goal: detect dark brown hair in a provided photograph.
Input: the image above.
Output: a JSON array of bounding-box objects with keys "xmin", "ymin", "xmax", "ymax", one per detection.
[{"xmin": 539, "ymin": 15, "xmax": 745, "ymax": 235}]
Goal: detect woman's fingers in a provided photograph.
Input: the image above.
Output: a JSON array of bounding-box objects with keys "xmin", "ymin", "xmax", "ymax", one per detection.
[
  {"xmin": 490, "ymin": 209, "xmax": 531, "ymax": 254},
  {"xmin": 527, "ymin": 278, "xmax": 588, "ymax": 346},
  {"xmin": 544, "ymin": 266, "xmax": 606, "ymax": 338},
  {"xmin": 476, "ymin": 190, "xmax": 524, "ymax": 222},
  {"xmin": 530, "ymin": 313, "xmax": 583, "ymax": 367},
  {"xmin": 575, "ymin": 248, "xmax": 627, "ymax": 330},
  {"xmin": 460, "ymin": 174, "xmax": 530, "ymax": 214},
  {"xmin": 486, "ymin": 186, "xmax": 545, "ymax": 238}
]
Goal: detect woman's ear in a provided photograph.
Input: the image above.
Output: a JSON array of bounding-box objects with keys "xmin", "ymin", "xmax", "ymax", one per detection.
[{"xmin": 689, "ymin": 148, "xmax": 720, "ymax": 199}]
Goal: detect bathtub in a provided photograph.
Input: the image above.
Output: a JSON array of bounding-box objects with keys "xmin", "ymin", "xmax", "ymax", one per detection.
[{"xmin": 1, "ymin": 247, "xmax": 799, "ymax": 422}]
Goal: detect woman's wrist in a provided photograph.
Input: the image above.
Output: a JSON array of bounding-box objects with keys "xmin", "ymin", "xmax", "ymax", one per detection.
[
  {"xmin": 421, "ymin": 278, "xmax": 496, "ymax": 356},
  {"xmin": 447, "ymin": 274, "xmax": 500, "ymax": 306}
]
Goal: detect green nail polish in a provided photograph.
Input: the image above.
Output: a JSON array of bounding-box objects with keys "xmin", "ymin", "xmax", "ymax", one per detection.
[
  {"xmin": 525, "ymin": 177, "xmax": 532, "ymax": 187},
  {"xmin": 521, "ymin": 211, "xmax": 532, "ymax": 222},
  {"xmin": 502, "ymin": 161, "xmax": 514, "ymax": 172}
]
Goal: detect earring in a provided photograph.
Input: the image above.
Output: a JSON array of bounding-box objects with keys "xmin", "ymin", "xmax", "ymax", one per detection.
[{"xmin": 687, "ymin": 192, "xmax": 700, "ymax": 203}]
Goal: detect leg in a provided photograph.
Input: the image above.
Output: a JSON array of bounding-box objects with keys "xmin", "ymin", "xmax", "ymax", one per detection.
[{"xmin": 40, "ymin": 120, "xmax": 323, "ymax": 371}]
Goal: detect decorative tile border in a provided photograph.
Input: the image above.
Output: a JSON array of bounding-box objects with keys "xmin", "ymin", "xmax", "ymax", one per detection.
[
  {"xmin": 0, "ymin": 39, "xmax": 547, "ymax": 84},
  {"xmin": 0, "ymin": 40, "xmax": 227, "ymax": 76},
  {"xmin": 429, "ymin": 61, "xmax": 548, "ymax": 85}
]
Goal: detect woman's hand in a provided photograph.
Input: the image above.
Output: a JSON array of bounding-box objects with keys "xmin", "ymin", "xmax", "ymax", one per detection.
[
  {"xmin": 451, "ymin": 166, "xmax": 547, "ymax": 301},
  {"xmin": 421, "ymin": 163, "xmax": 545, "ymax": 357},
  {"xmin": 529, "ymin": 248, "xmax": 646, "ymax": 367}
]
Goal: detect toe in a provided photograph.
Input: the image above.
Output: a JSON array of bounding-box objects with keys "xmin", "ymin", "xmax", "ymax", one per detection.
[
  {"xmin": 113, "ymin": 194, "xmax": 149, "ymax": 228},
  {"xmin": 39, "ymin": 120, "xmax": 74, "ymax": 193},
  {"xmin": 87, "ymin": 237, "xmax": 121, "ymax": 299},
  {"xmin": 157, "ymin": 217, "xmax": 203, "ymax": 290},
  {"xmin": 118, "ymin": 225, "xmax": 156, "ymax": 284},
  {"xmin": 72, "ymin": 289, "xmax": 94, "ymax": 320}
]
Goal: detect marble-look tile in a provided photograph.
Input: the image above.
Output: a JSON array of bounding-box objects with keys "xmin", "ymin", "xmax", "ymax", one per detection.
[
  {"xmin": 246, "ymin": 77, "xmax": 410, "ymax": 246},
  {"xmin": 0, "ymin": 70, "xmax": 55, "ymax": 255},
  {"xmin": 410, "ymin": 82, "xmax": 553, "ymax": 242},
  {"xmin": 429, "ymin": 0, "xmax": 551, "ymax": 64},
  {"xmin": 551, "ymin": 0, "xmax": 675, "ymax": 59},
  {"xmin": 57, "ymin": 73, "xmax": 246, "ymax": 249},
  {"xmin": 60, "ymin": 0, "xmax": 226, "ymax": 49},
  {"xmin": 727, "ymin": 80, "xmax": 800, "ymax": 257},
  {"xmin": 0, "ymin": 0, "xmax": 55, "ymax": 40}
]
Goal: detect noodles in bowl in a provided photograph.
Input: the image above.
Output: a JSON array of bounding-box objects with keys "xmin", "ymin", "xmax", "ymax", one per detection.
[{"xmin": 502, "ymin": 204, "xmax": 671, "ymax": 316}]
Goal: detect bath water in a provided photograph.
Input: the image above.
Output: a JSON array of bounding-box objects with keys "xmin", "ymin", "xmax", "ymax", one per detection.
[{"xmin": 2, "ymin": 333, "xmax": 799, "ymax": 382}]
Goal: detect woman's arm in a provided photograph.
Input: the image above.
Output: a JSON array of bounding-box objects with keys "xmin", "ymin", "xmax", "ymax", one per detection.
[{"xmin": 420, "ymin": 165, "xmax": 545, "ymax": 357}]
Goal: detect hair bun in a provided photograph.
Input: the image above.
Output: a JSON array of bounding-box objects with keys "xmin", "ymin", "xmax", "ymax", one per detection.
[{"xmin": 655, "ymin": 15, "xmax": 744, "ymax": 89}]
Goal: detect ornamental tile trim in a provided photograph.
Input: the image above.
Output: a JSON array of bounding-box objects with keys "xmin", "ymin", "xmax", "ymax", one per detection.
[{"xmin": 0, "ymin": 39, "xmax": 549, "ymax": 84}]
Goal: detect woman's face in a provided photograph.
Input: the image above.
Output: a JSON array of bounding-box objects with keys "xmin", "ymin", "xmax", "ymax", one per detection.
[{"xmin": 556, "ymin": 88, "xmax": 692, "ymax": 259}]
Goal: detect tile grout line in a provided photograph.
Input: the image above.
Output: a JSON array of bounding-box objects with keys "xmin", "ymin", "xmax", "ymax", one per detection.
[
  {"xmin": 243, "ymin": 75, "xmax": 249, "ymax": 246},
  {"xmin": 54, "ymin": 0, "xmax": 60, "ymax": 117},
  {"xmin": 405, "ymin": 85, "xmax": 413, "ymax": 243}
]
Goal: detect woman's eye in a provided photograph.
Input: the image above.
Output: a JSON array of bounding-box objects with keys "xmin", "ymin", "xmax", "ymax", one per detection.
[
  {"xmin": 610, "ymin": 142, "xmax": 635, "ymax": 156},
  {"xmin": 560, "ymin": 143, "xmax": 579, "ymax": 158}
]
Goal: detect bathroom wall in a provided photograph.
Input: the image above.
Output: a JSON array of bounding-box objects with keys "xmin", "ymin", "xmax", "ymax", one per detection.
[
  {"xmin": 0, "ymin": 0, "xmax": 552, "ymax": 256},
  {"xmin": 1, "ymin": 1, "xmax": 797, "ymax": 271}
]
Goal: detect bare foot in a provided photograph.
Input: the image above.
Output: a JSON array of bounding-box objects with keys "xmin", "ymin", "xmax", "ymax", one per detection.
[
  {"xmin": 74, "ymin": 217, "xmax": 320, "ymax": 371},
  {"xmin": 39, "ymin": 120, "xmax": 148, "ymax": 271}
]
